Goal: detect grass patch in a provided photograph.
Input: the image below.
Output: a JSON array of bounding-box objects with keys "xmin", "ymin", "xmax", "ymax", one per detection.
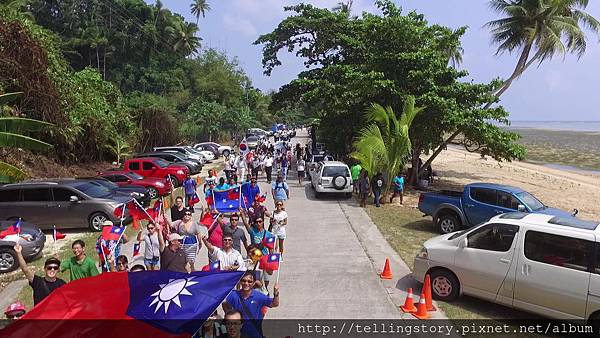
[{"xmin": 365, "ymin": 203, "xmax": 536, "ymax": 321}]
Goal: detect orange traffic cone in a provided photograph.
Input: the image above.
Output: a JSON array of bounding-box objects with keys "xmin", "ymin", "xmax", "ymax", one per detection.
[
  {"xmin": 400, "ymin": 288, "xmax": 417, "ymax": 313},
  {"xmin": 412, "ymin": 293, "xmax": 429, "ymax": 319},
  {"xmin": 380, "ymin": 258, "xmax": 393, "ymax": 279},
  {"xmin": 423, "ymin": 274, "xmax": 436, "ymax": 311}
]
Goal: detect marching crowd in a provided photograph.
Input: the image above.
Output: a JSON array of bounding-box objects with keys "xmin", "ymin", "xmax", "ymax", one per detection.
[{"xmin": 6, "ymin": 138, "xmax": 309, "ymax": 338}]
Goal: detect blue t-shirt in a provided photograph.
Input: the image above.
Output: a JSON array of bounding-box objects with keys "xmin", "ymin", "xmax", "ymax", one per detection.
[
  {"xmin": 243, "ymin": 183, "xmax": 261, "ymax": 204},
  {"xmin": 249, "ymin": 227, "xmax": 271, "ymax": 255},
  {"xmin": 183, "ymin": 178, "xmax": 197, "ymax": 195},
  {"xmin": 393, "ymin": 176, "xmax": 404, "ymax": 191},
  {"xmin": 272, "ymin": 181, "xmax": 288, "ymax": 201},
  {"xmin": 226, "ymin": 290, "xmax": 273, "ymax": 338}
]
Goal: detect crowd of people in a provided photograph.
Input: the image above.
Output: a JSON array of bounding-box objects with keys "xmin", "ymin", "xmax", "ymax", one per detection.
[{"xmin": 7, "ymin": 139, "xmax": 308, "ymax": 338}]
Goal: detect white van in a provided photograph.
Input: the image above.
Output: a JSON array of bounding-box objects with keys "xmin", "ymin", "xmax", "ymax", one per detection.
[{"xmin": 413, "ymin": 212, "xmax": 600, "ymax": 321}]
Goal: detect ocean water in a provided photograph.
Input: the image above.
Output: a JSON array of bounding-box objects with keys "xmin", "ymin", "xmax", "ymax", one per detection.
[{"xmin": 508, "ymin": 121, "xmax": 600, "ymax": 132}]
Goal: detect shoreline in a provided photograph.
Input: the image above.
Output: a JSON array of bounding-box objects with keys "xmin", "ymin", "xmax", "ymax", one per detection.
[{"xmin": 428, "ymin": 146, "xmax": 600, "ymax": 221}]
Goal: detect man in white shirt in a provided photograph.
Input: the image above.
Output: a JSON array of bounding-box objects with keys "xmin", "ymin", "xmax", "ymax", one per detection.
[
  {"xmin": 263, "ymin": 153, "xmax": 274, "ymax": 183},
  {"xmin": 202, "ymin": 234, "xmax": 246, "ymax": 271}
]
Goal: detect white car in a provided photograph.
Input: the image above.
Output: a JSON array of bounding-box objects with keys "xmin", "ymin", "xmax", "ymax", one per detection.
[
  {"xmin": 309, "ymin": 161, "xmax": 352, "ymax": 198},
  {"xmin": 413, "ymin": 212, "xmax": 600, "ymax": 322},
  {"xmin": 194, "ymin": 142, "xmax": 233, "ymax": 157}
]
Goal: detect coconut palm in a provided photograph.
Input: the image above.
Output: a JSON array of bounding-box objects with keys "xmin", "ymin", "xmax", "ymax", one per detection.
[
  {"xmin": 332, "ymin": 0, "xmax": 353, "ymax": 16},
  {"xmin": 105, "ymin": 137, "xmax": 132, "ymax": 165},
  {"xmin": 352, "ymin": 96, "xmax": 423, "ymax": 197},
  {"xmin": 169, "ymin": 21, "xmax": 202, "ymax": 56},
  {"xmin": 190, "ymin": 0, "xmax": 210, "ymax": 25},
  {"xmin": 154, "ymin": 0, "xmax": 168, "ymax": 28},
  {"xmin": 0, "ymin": 92, "xmax": 53, "ymax": 182}
]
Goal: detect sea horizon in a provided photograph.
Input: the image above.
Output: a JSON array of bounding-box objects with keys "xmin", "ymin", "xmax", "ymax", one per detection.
[{"xmin": 505, "ymin": 120, "xmax": 600, "ymax": 132}]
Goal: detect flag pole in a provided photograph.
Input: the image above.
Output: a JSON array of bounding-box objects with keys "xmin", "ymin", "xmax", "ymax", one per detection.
[
  {"xmin": 275, "ymin": 235, "xmax": 282, "ymax": 284},
  {"xmin": 52, "ymin": 225, "xmax": 57, "ymax": 255},
  {"xmin": 132, "ymin": 198, "xmax": 155, "ymax": 221},
  {"xmin": 101, "ymin": 242, "xmax": 110, "ymax": 272}
]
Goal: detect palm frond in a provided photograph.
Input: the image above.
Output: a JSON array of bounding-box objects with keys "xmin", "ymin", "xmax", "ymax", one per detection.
[
  {"xmin": 0, "ymin": 92, "xmax": 22, "ymax": 105},
  {"xmin": 0, "ymin": 117, "xmax": 54, "ymax": 132},
  {"xmin": 0, "ymin": 161, "xmax": 26, "ymax": 182},
  {"xmin": 0, "ymin": 132, "xmax": 53, "ymax": 151}
]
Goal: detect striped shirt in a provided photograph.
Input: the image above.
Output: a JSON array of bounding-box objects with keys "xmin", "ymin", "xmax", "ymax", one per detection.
[{"xmin": 209, "ymin": 247, "xmax": 246, "ymax": 271}]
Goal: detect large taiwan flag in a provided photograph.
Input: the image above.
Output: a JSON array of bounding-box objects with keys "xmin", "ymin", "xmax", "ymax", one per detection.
[
  {"xmin": 1, "ymin": 270, "xmax": 244, "ymax": 337},
  {"xmin": 213, "ymin": 187, "xmax": 241, "ymax": 213}
]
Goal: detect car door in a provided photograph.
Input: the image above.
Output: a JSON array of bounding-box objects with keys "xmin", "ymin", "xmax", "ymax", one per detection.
[
  {"xmin": 464, "ymin": 188, "xmax": 499, "ymax": 225},
  {"xmin": 496, "ymin": 191, "xmax": 521, "ymax": 214},
  {"xmin": 453, "ymin": 223, "xmax": 519, "ymax": 301},
  {"xmin": 142, "ymin": 161, "xmax": 159, "ymax": 178},
  {"xmin": 20, "ymin": 187, "xmax": 53, "ymax": 228},
  {"xmin": 127, "ymin": 161, "xmax": 140, "ymax": 173},
  {"xmin": 513, "ymin": 229, "xmax": 592, "ymax": 319},
  {"xmin": 52, "ymin": 187, "xmax": 87, "ymax": 228},
  {"xmin": 0, "ymin": 188, "xmax": 22, "ymax": 221}
]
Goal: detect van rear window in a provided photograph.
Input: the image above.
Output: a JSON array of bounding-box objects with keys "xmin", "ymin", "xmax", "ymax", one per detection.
[
  {"xmin": 524, "ymin": 231, "xmax": 592, "ymax": 272},
  {"xmin": 322, "ymin": 166, "xmax": 350, "ymax": 177}
]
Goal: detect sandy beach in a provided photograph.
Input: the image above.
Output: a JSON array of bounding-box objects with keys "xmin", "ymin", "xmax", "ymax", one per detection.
[{"xmin": 422, "ymin": 145, "xmax": 600, "ymax": 221}]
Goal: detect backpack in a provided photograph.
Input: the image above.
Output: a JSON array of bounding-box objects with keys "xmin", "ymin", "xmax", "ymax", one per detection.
[{"xmin": 376, "ymin": 178, "xmax": 383, "ymax": 188}]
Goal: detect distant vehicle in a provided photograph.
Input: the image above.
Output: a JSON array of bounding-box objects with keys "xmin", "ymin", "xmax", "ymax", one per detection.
[
  {"xmin": 0, "ymin": 220, "xmax": 45, "ymax": 273},
  {"xmin": 98, "ymin": 170, "xmax": 172, "ymax": 199},
  {"xmin": 152, "ymin": 146, "xmax": 205, "ymax": 163},
  {"xmin": 308, "ymin": 154, "xmax": 334, "ymax": 170},
  {"xmin": 75, "ymin": 177, "xmax": 150, "ymax": 207},
  {"xmin": 123, "ymin": 158, "xmax": 188, "ymax": 188},
  {"xmin": 418, "ymin": 182, "xmax": 576, "ymax": 234},
  {"xmin": 134, "ymin": 152, "xmax": 202, "ymax": 174},
  {"xmin": 187, "ymin": 146, "xmax": 215, "ymax": 161},
  {"xmin": 413, "ymin": 212, "xmax": 600, "ymax": 322},
  {"xmin": 194, "ymin": 142, "xmax": 233, "ymax": 157},
  {"xmin": 248, "ymin": 128, "xmax": 269, "ymax": 139},
  {"xmin": 246, "ymin": 135, "xmax": 260, "ymax": 149},
  {"xmin": 193, "ymin": 144, "xmax": 219, "ymax": 158},
  {"xmin": 309, "ymin": 161, "xmax": 353, "ymax": 198},
  {"xmin": 0, "ymin": 180, "xmax": 132, "ymax": 231},
  {"xmin": 315, "ymin": 143, "xmax": 327, "ymax": 154}
]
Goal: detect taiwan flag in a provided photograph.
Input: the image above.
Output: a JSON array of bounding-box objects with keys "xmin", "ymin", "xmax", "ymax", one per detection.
[
  {"xmin": 146, "ymin": 200, "xmax": 162, "ymax": 221},
  {"xmin": 261, "ymin": 233, "xmax": 276, "ymax": 250},
  {"xmin": 0, "ymin": 271, "xmax": 244, "ymax": 337},
  {"xmin": 102, "ymin": 225, "xmax": 125, "ymax": 241},
  {"xmin": 133, "ymin": 242, "xmax": 141, "ymax": 257},
  {"xmin": 200, "ymin": 212, "xmax": 219, "ymax": 227},
  {"xmin": 201, "ymin": 261, "xmax": 220, "ymax": 272},
  {"xmin": 52, "ymin": 225, "xmax": 66, "ymax": 241},
  {"xmin": 260, "ymin": 253, "xmax": 280, "ymax": 271},
  {"xmin": 0, "ymin": 218, "xmax": 21, "ymax": 239},
  {"xmin": 213, "ymin": 188, "xmax": 241, "ymax": 213},
  {"xmin": 188, "ymin": 193, "xmax": 200, "ymax": 207}
]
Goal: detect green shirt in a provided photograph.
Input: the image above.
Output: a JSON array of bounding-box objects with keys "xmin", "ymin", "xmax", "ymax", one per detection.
[
  {"xmin": 351, "ymin": 164, "xmax": 362, "ymax": 181},
  {"xmin": 61, "ymin": 256, "xmax": 99, "ymax": 281}
]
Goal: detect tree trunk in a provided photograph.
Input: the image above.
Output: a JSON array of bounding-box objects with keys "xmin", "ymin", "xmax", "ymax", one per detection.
[
  {"xmin": 417, "ymin": 41, "xmax": 534, "ymax": 175},
  {"xmin": 408, "ymin": 146, "xmax": 422, "ymax": 187}
]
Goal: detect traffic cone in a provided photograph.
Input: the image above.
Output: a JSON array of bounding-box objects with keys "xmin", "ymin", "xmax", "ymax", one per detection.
[
  {"xmin": 379, "ymin": 258, "xmax": 393, "ymax": 279},
  {"xmin": 412, "ymin": 293, "xmax": 429, "ymax": 319},
  {"xmin": 423, "ymin": 274, "xmax": 436, "ymax": 311},
  {"xmin": 400, "ymin": 288, "xmax": 417, "ymax": 313}
]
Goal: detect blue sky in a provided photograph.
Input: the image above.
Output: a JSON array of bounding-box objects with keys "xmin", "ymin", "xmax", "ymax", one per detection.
[{"xmin": 149, "ymin": 0, "xmax": 600, "ymax": 121}]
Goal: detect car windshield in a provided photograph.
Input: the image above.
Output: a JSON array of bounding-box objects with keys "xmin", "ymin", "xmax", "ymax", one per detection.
[
  {"xmin": 69, "ymin": 182, "xmax": 112, "ymax": 198},
  {"xmin": 322, "ymin": 166, "xmax": 350, "ymax": 177},
  {"xmin": 154, "ymin": 159, "xmax": 169, "ymax": 168},
  {"xmin": 515, "ymin": 191, "xmax": 545, "ymax": 211},
  {"xmin": 247, "ymin": 136, "xmax": 258, "ymax": 142},
  {"xmin": 185, "ymin": 147, "xmax": 202, "ymax": 155},
  {"xmin": 126, "ymin": 172, "xmax": 144, "ymax": 180},
  {"xmin": 93, "ymin": 179, "xmax": 118, "ymax": 190}
]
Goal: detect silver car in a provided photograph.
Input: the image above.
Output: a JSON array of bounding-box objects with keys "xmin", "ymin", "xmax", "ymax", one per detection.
[
  {"xmin": 0, "ymin": 220, "xmax": 45, "ymax": 273},
  {"xmin": 0, "ymin": 180, "xmax": 131, "ymax": 231}
]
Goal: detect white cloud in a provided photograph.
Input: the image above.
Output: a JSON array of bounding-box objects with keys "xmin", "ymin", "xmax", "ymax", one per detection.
[{"xmin": 222, "ymin": 14, "xmax": 258, "ymax": 37}]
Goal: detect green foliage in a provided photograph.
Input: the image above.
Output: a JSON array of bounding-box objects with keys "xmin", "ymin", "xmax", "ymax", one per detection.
[{"xmin": 105, "ymin": 137, "xmax": 132, "ymax": 164}]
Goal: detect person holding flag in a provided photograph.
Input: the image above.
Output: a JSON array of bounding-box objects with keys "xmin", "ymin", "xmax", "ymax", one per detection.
[
  {"xmin": 136, "ymin": 222, "xmax": 160, "ymax": 270},
  {"xmin": 240, "ymin": 210, "xmax": 274, "ymax": 291},
  {"xmin": 0, "ymin": 218, "xmax": 21, "ymax": 239},
  {"xmin": 60, "ymin": 239, "xmax": 99, "ymax": 281},
  {"xmin": 201, "ymin": 233, "xmax": 246, "ymax": 271},
  {"xmin": 14, "ymin": 243, "xmax": 65, "ymax": 305},
  {"xmin": 95, "ymin": 220, "xmax": 128, "ymax": 272},
  {"xmin": 183, "ymin": 174, "xmax": 198, "ymax": 210},
  {"xmin": 271, "ymin": 201, "xmax": 288, "ymax": 261},
  {"xmin": 165, "ymin": 208, "xmax": 202, "ymax": 271}
]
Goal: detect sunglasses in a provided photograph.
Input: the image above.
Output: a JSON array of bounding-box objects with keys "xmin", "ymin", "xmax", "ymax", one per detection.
[
  {"xmin": 46, "ymin": 265, "xmax": 59, "ymax": 271},
  {"xmin": 240, "ymin": 279, "xmax": 254, "ymax": 284},
  {"xmin": 184, "ymin": 213, "xmax": 192, "ymax": 216},
  {"xmin": 256, "ymin": 220, "xmax": 263, "ymax": 223},
  {"xmin": 230, "ymin": 219, "xmax": 239, "ymax": 222},
  {"xmin": 276, "ymin": 203, "xmax": 283, "ymax": 206},
  {"xmin": 6, "ymin": 313, "xmax": 23, "ymax": 319},
  {"xmin": 147, "ymin": 227, "xmax": 155, "ymax": 230},
  {"xmin": 222, "ymin": 239, "xmax": 233, "ymax": 242}
]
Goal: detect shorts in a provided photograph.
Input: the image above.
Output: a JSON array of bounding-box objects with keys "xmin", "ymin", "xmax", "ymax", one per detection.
[
  {"xmin": 144, "ymin": 257, "xmax": 160, "ymax": 267},
  {"xmin": 297, "ymin": 171, "xmax": 305, "ymax": 178},
  {"xmin": 273, "ymin": 226, "xmax": 286, "ymax": 239}
]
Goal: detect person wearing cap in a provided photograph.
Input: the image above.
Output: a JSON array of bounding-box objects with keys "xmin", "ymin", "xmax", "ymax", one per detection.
[
  {"xmin": 158, "ymin": 223, "xmax": 189, "ymax": 273},
  {"xmin": 96, "ymin": 220, "xmax": 128, "ymax": 272},
  {"xmin": 14, "ymin": 243, "xmax": 66, "ymax": 305},
  {"xmin": 4, "ymin": 301, "xmax": 25, "ymax": 320}
]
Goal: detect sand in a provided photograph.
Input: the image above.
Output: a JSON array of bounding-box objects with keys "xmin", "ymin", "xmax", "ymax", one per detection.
[{"xmin": 421, "ymin": 145, "xmax": 600, "ymax": 221}]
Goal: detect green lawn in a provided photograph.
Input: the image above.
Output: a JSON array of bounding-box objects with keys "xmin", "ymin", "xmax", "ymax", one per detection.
[{"xmin": 365, "ymin": 202, "xmax": 536, "ymax": 321}]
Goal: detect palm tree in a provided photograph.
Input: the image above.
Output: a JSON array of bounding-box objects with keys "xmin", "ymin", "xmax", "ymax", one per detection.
[
  {"xmin": 154, "ymin": 0, "xmax": 168, "ymax": 28},
  {"xmin": 0, "ymin": 92, "xmax": 53, "ymax": 182},
  {"xmin": 418, "ymin": 0, "xmax": 600, "ymax": 181},
  {"xmin": 105, "ymin": 137, "xmax": 132, "ymax": 165},
  {"xmin": 332, "ymin": 0, "xmax": 353, "ymax": 17},
  {"xmin": 190, "ymin": 0, "xmax": 210, "ymax": 25},
  {"xmin": 352, "ymin": 96, "xmax": 423, "ymax": 197},
  {"xmin": 169, "ymin": 21, "xmax": 202, "ymax": 56}
]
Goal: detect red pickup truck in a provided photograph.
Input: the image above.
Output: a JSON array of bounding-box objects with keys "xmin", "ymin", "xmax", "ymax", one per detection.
[
  {"xmin": 97, "ymin": 170, "xmax": 173, "ymax": 199},
  {"xmin": 122, "ymin": 158, "xmax": 188, "ymax": 187}
]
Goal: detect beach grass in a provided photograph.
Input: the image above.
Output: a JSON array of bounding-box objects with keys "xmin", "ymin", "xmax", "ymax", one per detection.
[{"xmin": 366, "ymin": 201, "xmax": 537, "ymax": 321}]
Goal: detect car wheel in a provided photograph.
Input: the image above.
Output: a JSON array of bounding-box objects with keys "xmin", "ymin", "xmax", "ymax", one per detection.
[
  {"xmin": 430, "ymin": 269, "xmax": 460, "ymax": 301},
  {"xmin": 146, "ymin": 187, "xmax": 159, "ymax": 199},
  {"xmin": 223, "ymin": 150, "xmax": 230, "ymax": 157},
  {"xmin": 89, "ymin": 212, "xmax": 109, "ymax": 232},
  {"xmin": 168, "ymin": 175, "xmax": 179, "ymax": 187},
  {"xmin": 437, "ymin": 214, "xmax": 460, "ymax": 234},
  {"xmin": 0, "ymin": 247, "xmax": 18, "ymax": 273}
]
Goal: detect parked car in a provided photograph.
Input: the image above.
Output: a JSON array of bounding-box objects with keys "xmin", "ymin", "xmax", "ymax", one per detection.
[
  {"xmin": 134, "ymin": 152, "xmax": 202, "ymax": 175},
  {"xmin": 98, "ymin": 170, "xmax": 172, "ymax": 199},
  {"xmin": 123, "ymin": 158, "xmax": 188, "ymax": 188},
  {"xmin": 418, "ymin": 182, "xmax": 576, "ymax": 234},
  {"xmin": 75, "ymin": 177, "xmax": 150, "ymax": 207},
  {"xmin": 186, "ymin": 146, "xmax": 214, "ymax": 161},
  {"xmin": 309, "ymin": 161, "xmax": 353, "ymax": 198},
  {"xmin": 152, "ymin": 146, "xmax": 204, "ymax": 163},
  {"xmin": 0, "ymin": 220, "xmax": 45, "ymax": 273},
  {"xmin": 197, "ymin": 142, "xmax": 234, "ymax": 157},
  {"xmin": 308, "ymin": 154, "xmax": 335, "ymax": 170},
  {"xmin": 245, "ymin": 135, "xmax": 260, "ymax": 149},
  {"xmin": 248, "ymin": 128, "xmax": 269, "ymax": 140},
  {"xmin": 413, "ymin": 212, "xmax": 600, "ymax": 322},
  {"xmin": 0, "ymin": 180, "xmax": 131, "ymax": 231}
]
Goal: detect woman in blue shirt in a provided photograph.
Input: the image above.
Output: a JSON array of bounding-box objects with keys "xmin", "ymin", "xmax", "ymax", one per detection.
[{"xmin": 392, "ymin": 172, "xmax": 404, "ymax": 204}]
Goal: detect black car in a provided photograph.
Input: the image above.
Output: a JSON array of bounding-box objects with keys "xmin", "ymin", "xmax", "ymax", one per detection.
[
  {"xmin": 77, "ymin": 178, "xmax": 151, "ymax": 207},
  {"xmin": 135, "ymin": 152, "xmax": 202, "ymax": 174}
]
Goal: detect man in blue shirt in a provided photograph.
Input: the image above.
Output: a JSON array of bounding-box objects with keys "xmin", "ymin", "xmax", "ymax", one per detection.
[
  {"xmin": 242, "ymin": 177, "xmax": 261, "ymax": 207},
  {"xmin": 223, "ymin": 271, "xmax": 280, "ymax": 338},
  {"xmin": 392, "ymin": 172, "xmax": 405, "ymax": 204},
  {"xmin": 183, "ymin": 174, "xmax": 197, "ymax": 209},
  {"xmin": 271, "ymin": 175, "xmax": 289, "ymax": 204}
]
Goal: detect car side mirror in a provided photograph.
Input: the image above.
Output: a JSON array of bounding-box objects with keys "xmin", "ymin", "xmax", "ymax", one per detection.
[
  {"xmin": 69, "ymin": 196, "xmax": 79, "ymax": 203},
  {"xmin": 458, "ymin": 238, "xmax": 467, "ymax": 249},
  {"xmin": 517, "ymin": 204, "xmax": 526, "ymax": 212}
]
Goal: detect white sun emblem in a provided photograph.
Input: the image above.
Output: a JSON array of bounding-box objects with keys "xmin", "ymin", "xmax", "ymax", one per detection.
[{"xmin": 149, "ymin": 277, "xmax": 198, "ymax": 314}]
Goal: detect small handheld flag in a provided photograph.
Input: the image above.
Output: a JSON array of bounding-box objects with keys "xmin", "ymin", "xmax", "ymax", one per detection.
[
  {"xmin": 261, "ymin": 233, "xmax": 276, "ymax": 250},
  {"xmin": 52, "ymin": 225, "xmax": 66, "ymax": 241},
  {"xmin": 133, "ymin": 242, "xmax": 141, "ymax": 257},
  {"xmin": 201, "ymin": 261, "xmax": 221, "ymax": 272},
  {"xmin": 101, "ymin": 226, "xmax": 125, "ymax": 241},
  {"xmin": 200, "ymin": 212, "xmax": 219, "ymax": 227},
  {"xmin": 188, "ymin": 193, "xmax": 200, "ymax": 207},
  {"xmin": 260, "ymin": 253, "xmax": 280, "ymax": 271},
  {"xmin": 0, "ymin": 218, "xmax": 21, "ymax": 239}
]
